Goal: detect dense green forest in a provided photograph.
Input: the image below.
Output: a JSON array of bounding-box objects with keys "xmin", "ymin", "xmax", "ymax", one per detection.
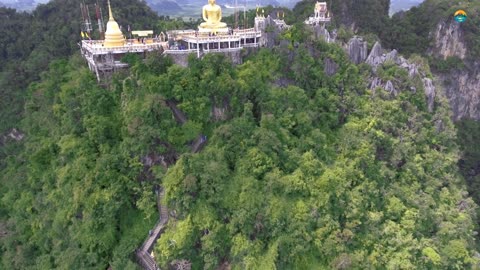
[{"xmin": 1, "ymin": 0, "xmax": 480, "ymax": 269}]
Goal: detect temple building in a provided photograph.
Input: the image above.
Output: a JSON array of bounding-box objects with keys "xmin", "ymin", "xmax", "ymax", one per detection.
[
  {"xmin": 81, "ymin": 0, "xmax": 289, "ymax": 81},
  {"xmin": 163, "ymin": 0, "xmax": 263, "ymax": 65},
  {"xmin": 80, "ymin": 0, "xmax": 166, "ymax": 81},
  {"xmin": 305, "ymin": 1, "xmax": 331, "ymax": 25}
]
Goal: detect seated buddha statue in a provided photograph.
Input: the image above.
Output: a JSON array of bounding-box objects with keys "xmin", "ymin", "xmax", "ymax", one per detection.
[{"xmin": 199, "ymin": 0, "xmax": 227, "ymax": 32}]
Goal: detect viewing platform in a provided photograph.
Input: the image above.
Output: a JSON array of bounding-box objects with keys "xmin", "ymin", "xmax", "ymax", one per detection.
[
  {"xmin": 81, "ymin": 38, "xmax": 167, "ymax": 81},
  {"xmin": 164, "ymin": 28, "xmax": 262, "ymax": 58}
]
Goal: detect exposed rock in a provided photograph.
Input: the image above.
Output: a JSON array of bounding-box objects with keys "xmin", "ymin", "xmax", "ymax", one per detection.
[
  {"xmin": 211, "ymin": 97, "xmax": 230, "ymax": 121},
  {"xmin": 369, "ymin": 77, "xmax": 382, "ymax": 89},
  {"xmin": 330, "ymin": 29, "xmax": 338, "ymax": 42},
  {"xmin": 212, "ymin": 106, "xmax": 227, "ymax": 121},
  {"xmin": 384, "ymin": 80, "xmax": 397, "ymax": 96},
  {"xmin": 324, "ymin": 58, "xmax": 338, "ymax": 76},
  {"xmin": 429, "ymin": 20, "xmax": 480, "ymax": 120},
  {"xmin": 257, "ymin": 16, "xmax": 285, "ymax": 48},
  {"xmin": 141, "ymin": 153, "xmax": 169, "ymax": 169},
  {"xmin": 1, "ymin": 128, "xmax": 25, "ymax": 146},
  {"xmin": 366, "ymin": 41, "xmax": 383, "ymax": 67},
  {"xmin": 171, "ymin": 259, "xmax": 192, "ymax": 270},
  {"xmin": 435, "ymin": 119, "xmax": 444, "ymax": 133},
  {"xmin": 347, "ymin": 36, "xmax": 368, "ymax": 64},
  {"xmin": 362, "ymin": 40, "xmax": 440, "ymax": 113},
  {"xmin": 408, "ymin": 64, "xmax": 419, "ymax": 77},
  {"xmin": 312, "ymin": 25, "xmax": 334, "ymax": 43},
  {"xmin": 430, "ymin": 20, "xmax": 467, "ymax": 60},
  {"xmin": 423, "ymin": 78, "xmax": 436, "ymax": 112},
  {"xmin": 439, "ymin": 63, "xmax": 480, "ymax": 121},
  {"xmin": 385, "ymin": 49, "xmax": 398, "ymax": 62}
]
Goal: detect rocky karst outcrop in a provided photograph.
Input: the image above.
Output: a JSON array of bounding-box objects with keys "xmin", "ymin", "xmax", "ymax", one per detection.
[
  {"xmin": 324, "ymin": 57, "xmax": 339, "ymax": 76},
  {"xmin": 350, "ymin": 39, "xmax": 437, "ymax": 112},
  {"xmin": 257, "ymin": 16, "xmax": 286, "ymax": 48},
  {"xmin": 347, "ymin": 36, "xmax": 368, "ymax": 64},
  {"xmin": 311, "ymin": 25, "xmax": 336, "ymax": 43}
]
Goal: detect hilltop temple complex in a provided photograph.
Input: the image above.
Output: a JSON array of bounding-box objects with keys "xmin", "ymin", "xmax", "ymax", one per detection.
[
  {"xmin": 305, "ymin": 1, "xmax": 331, "ymax": 25},
  {"xmin": 80, "ymin": 1, "xmax": 331, "ymax": 81}
]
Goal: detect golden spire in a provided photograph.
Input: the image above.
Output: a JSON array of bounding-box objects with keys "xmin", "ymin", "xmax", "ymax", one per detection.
[
  {"xmin": 104, "ymin": 0, "xmax": 125, "ymax": 47},
  {"xmin": 108, "ymin": 0, "xmax": 114, "ymax": 21}
]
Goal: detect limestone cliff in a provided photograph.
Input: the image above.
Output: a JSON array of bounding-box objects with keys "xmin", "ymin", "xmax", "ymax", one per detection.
[
  {"xmin": 347, "ymin": 36, "xmax": 368, "ymax": 64},
  {"xmin": 429, "ymin": 20, "xmax": 467, "ymax": 60},
  {"xmin": 430, "ymin": 20, "xmax": 480, "ymax": 121}
]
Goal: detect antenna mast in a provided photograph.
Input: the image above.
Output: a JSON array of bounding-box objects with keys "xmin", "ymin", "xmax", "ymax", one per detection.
[
  {"xmin": 80, "ymin": 1, "xmax": 93, "ymax": 34},
  {"xmin": 235, "ymin": 0, "xmax": 238, "ymax": 29},
  {"xmin": 244, "ymin": 0, "xmax": 247, "ymax": 29},
  {"xmin": 95, "ymin": 1, "xmax": 105, "ymax": 39}
]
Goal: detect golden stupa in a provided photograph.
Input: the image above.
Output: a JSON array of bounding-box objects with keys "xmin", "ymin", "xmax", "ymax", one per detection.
[{"xmin": 104, "ymin": 0, "xmax": 124, "ymax": 47}]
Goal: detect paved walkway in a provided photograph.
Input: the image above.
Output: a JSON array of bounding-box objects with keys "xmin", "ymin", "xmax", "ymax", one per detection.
[{"xmin": 135, "ymin": 190, "xmax": 168, "ymax": 270}]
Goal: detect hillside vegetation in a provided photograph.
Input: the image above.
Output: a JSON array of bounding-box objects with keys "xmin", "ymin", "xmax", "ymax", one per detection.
[{"xmin": 1, "ymin": 0, "xmax": 480, "ymax": 269}]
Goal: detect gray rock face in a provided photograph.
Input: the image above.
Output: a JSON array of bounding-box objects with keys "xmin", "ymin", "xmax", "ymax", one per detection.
[
  {"xmin": 347, "ymin": 36, "xmax": 368, "ymax": 64},
  {"xmin": 423, "ymin": 78, "xmax": 436, "ymax": 112},
  {"xmin": 428, "ymin": 20, "xmax": 480, "ymax": 120},
  {"xmin": 369, "ymin": 77, "xmax": 382, "ymax": 89},
  {"xmin": 385, "ymin": 80, "xmax": 397, "ymax": 96},
  {"xmin": 430, "ymin": 20, "xmax": 467, "ymax": 60},
  {"xmin": 439, "ymin": 63, "xmax": 480, "ymax": 120},
  {"xmin": 0, "ymin": 128, "xmax": 24, "ymax": 146},
  {"xmin": 257, "ymin": 16, "xmax": 286, "ymax": 48},
  {"xmin": 324, "ymin": 58, "xmax": 338, "ymax": 76},
  {"xmin": 312, "ymin": 25, "xmax": 335, "ymax": 43},
  {"xmin": 366, "ymin": 41, "xmax": 383, "ymax": 67}
]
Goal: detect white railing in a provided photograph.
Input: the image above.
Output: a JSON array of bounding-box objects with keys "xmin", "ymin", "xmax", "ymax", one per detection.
[
  {"xmin": 305, "ymin": 16, "xmax": 331, "ymax": 24},
  {"xmin": 182, "ymin": 36, "xmax": 241, "ymax": 43},
  {"xmin": 242, "ymin": 43, "xmax": 259, "ymax": 48},
  {"xmin": 82, "ymin": 40, "xmax": 166, "ymax": 54},
  {"xmin": 163, "ymin": 49, "xmax": 197, "ymax": 55}
]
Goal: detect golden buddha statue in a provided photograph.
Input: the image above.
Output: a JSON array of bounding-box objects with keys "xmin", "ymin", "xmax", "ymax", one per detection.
[{"xmin": 199, "ymin": 0, "xmax": 228, "ymax": 33}]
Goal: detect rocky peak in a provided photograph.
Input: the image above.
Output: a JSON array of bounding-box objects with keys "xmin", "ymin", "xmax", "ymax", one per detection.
[
  {"xmin": 366, "ymin": 41, "xmax": 383, "ymax": 67},
  {"xmin": 353, "ymin": 39, "xmax": 437, "ymax": 111},
  {"xmin": 310, "ymin": 25, "xmax": 336, "ymax": 44},
  {"xmin": 347, "ymin": 36, "xmax": 368, "ymax": 64}
]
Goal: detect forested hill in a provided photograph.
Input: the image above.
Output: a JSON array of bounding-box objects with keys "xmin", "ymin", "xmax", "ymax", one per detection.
[
  {"xmin": 1, "ymin": 0, "xmax": 480, "ymax": 269},
  {"xmin": 376, "ymin": 0, "xmax": 480, "ymax": 207}
]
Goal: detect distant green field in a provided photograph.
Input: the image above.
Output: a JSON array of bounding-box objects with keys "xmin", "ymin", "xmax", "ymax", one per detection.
[{"xmin": 155, "ymin": 3, "xmax": 249, "ymax": 20}]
